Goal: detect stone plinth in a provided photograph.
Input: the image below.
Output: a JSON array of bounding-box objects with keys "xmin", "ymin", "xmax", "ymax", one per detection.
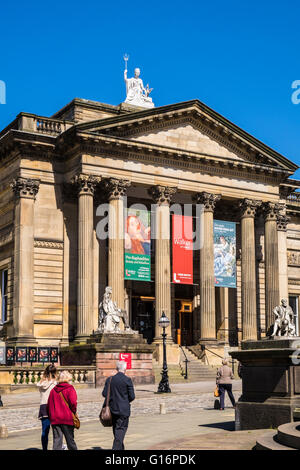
[
  {"xmin": 230, "ymin": 338, "xmax": 300, "ymax": 430},
  {"xmin": 60, "ymin": 332, "xmax": 155, "ymax": 387}
]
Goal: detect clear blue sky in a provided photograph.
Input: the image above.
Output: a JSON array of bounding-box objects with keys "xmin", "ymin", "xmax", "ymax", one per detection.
[{"xmin": 1, "ymin": 0, "xmax": 300, "ymax": 177}]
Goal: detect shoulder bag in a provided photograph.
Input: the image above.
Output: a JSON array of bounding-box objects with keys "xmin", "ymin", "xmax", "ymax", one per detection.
[
  {"xmin": 59, "ymin": 391, "xmax": 80, "ymax": 430},
  {"xmin": 99, "ymin": 377, "xmax": 113, "ymax": 427}
]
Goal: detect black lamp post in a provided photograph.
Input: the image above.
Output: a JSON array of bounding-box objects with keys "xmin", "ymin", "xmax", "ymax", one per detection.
[{"xmin": 157, "ymin": 311, "xmax": 171, "ymax": 393}]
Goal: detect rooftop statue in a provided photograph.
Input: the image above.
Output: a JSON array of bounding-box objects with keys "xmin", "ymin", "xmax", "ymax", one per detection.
[
  {"xmin": 97, "ymin": 286, "xmax": 134, "ymax": 334},
  {"xmin": 270, "ymin": 298, "xmax": 297, "ymax": 338},
  {"xmin": 123, "ymin": 54, "xmax": 154, "ymax": 108}
]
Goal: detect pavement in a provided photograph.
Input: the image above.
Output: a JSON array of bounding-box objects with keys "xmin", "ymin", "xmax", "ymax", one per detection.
[{"xmin": 0, "ymin": 380, "xmax": 266, "ymax": 450}]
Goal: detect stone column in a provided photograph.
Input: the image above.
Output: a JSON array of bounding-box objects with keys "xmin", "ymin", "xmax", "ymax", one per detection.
[
  {"xmin": 193, "ymin": 192, "xmax": 221, "ymax": 342},
  {"xmin": 11, "ymin": 177, "xmax": 40, "ymax": 344},
  {"xmin": 277, "ymin": 213, "xmax": 290, "ymax": 300},
  {"xmin": 104, "ymin": 178, "xmax": 131, "ymax": 311},
  {"xmin": 262, "ymin": 202, "xmax": 282, "ymax": 331},
  {"xmin": 73, "ymin": 175, "xmax": 100, "ymax": 341},
  {"xmin": 149, "ymin": 185, "xmax": 176, "ymax": 340},
  {"xmin": 239, "ymin": 198, "xmax": 261, "ymax": 340}
]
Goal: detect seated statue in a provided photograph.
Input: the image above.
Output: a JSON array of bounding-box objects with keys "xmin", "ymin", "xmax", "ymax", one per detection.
[
  {"xmin": 271, "ymin": 298, "xmax": 297, "ymax": 338},
  {"xmin": 97, "ymin": 286, "xmax": 131, "ymax": 333}
]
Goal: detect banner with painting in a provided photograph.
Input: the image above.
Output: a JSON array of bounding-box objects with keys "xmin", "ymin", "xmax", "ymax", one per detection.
[
  {"xmin": 172, "ymin": 214, "xmax": 193, "ymax": 285},
  {"xmin": 214, "ymin": 220, "xmax": 236, "ymax": 288},
  {"xmin": 124, "ymin": 209, "xmax": 151, "ymax": 281}
]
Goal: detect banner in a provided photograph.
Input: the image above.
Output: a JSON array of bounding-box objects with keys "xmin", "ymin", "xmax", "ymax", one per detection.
[
  {"xmin": 172, "ymin": 214, "xmax": 193, "ymax": 284},
  {"xmin": 214, "ymin": 220, "xmax": 236, "ymax": 288},
  {"xmin": 124, "ymin": 209, "xmax": 151, "ymax": 281}
]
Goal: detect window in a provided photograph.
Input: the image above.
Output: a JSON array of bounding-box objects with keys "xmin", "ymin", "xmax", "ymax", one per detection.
[{"xmin": 1, "ymin": 269, "xmax": 8, "ymax": 323}]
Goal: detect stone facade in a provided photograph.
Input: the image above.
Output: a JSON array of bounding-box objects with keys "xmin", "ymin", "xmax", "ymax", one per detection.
[{"xmin": 0, "ymin": 98, "xmax": 299, "ymax": 364}]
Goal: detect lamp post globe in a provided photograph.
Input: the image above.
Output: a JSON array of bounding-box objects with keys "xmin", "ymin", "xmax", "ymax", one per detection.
[{"xmin": 157, "ymin": 311, "xmax": 171, "ymax": 394}]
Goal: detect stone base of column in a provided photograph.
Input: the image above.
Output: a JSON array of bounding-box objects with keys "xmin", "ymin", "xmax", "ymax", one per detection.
[
  {"xmin": 73, "ymin": 335, "xmax": 93, "ymax": 344},
  {"xmin": 153, "ymin": 339, "xmax": 180, "ymax": 366}
]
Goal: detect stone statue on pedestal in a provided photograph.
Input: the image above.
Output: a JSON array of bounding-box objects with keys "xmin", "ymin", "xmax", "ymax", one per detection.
[
  {"xmin": 270, "ymin": 298, "xmax": 297, "ymax": 337},
  {"xmin": 123, "ymin": 54, "xmax": 154, "ymax": 108},
  {"xmin": 97, "ymin": 286, "xmax": 132, "ymax": 334}
]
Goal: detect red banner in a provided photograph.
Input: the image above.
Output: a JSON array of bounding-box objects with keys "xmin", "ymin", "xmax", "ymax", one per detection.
[{"xmin": 172, "ymin": 215, "xmax": 193, "ymax": 284}]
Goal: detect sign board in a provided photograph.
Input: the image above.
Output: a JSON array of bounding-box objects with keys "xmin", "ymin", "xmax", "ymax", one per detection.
[
  {"xmin": 214, "ymin": 220, "xmax": 236, "ymax": 288},
  {"xmin": 119, "ymin": 352, "xmax": 132, "ymax": 370},
  {"xmin": 124, "ymin": 209, "xmax": 151, "ymax": 281},
  {"xmin": 172, "ymin": 214, "xmax": 193, "ymax": 284},
  {"xmin": 0, "ymin": 346, "xmax": 5, "ymax": 365}
]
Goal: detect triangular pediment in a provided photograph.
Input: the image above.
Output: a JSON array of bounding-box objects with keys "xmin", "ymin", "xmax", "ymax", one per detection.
[
  {"xmin": 128, "ymin": 122, "xmax": 244, "ymax": 161},
  {"xmin": 74, "ymin": 100, "xmax": 298, "ymax": 172}
]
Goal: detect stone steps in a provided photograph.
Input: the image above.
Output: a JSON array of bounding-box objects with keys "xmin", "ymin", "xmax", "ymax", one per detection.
[
  {"xmin": 256, "ymin": 431, "xmax": 293, "ymax": 451},
  {"xmin": 256, "ymin": 422, "xmax": 300, "ymax": 450},
  {"xmin": 180, "ymin": 346, "xmax": 218, "ymax": 381}
]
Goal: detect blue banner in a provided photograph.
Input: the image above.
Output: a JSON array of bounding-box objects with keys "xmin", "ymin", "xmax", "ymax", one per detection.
[{"xmin": 213, "ymin": 220, "xmax": 236, "ymax": 288}]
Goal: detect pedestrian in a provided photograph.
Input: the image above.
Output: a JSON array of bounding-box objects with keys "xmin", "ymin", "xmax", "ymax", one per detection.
[
  {"xmin": 37, "ymin": 363, "xmax": 57, "ymax": 451},
  {"xmin": 216, "ymin": 359, "xmax": 236, "ymax": 410},
  {"xmin": 47, "ymin": 370, "xmax": 78, "ymax": 450},
  {"xmin": 102, "ymin": 360, "xmax": 135, "ymax": 450}
]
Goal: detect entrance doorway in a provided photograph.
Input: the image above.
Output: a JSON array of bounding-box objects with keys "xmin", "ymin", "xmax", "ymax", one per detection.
[
  {"xmin": 132, "ymin": 297, "xmax": 155, "ymax": 344},
  {"xmin": 289, "ymin": 295, "xmax": 299, "ymax": 336},
  {"xmin": 175, "ymin": 300, "xmax": 193, "ymax": 346}
]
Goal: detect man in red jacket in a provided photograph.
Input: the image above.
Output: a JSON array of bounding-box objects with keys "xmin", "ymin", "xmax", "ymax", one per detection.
[{"xmin": 47, "ymin": 370, "xmax": 78, "ymax": 450}]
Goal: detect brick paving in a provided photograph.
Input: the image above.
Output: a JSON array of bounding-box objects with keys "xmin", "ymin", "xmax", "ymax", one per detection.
[{"xmin": 0, "ymin": 380, "xmax": 241, "ymax": 433}]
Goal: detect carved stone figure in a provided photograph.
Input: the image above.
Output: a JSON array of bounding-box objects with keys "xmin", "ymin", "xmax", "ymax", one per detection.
[
  {"xmin": 97, "ymin": 286, "xmax": 131, "ymax": 333},
  {"xmin": 270, "ymin": 298, "xmax": 297, "ymax": 337},
  {"xmin": 124, "ymin": 63, "xmax": 154, "ymax": 108}
]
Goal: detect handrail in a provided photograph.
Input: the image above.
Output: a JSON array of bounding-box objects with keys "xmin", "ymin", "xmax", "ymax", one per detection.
[
  {"xmin": 179, "ymin": 345, "xmax": 190, "ymax": 380},
  {"xmin": 201, "ymin": 345, "xmax": 224, "ymax": 359}
]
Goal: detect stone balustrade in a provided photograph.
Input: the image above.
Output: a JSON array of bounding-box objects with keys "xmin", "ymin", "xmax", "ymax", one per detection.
[
  {"xmin": 0, "ymin": 366, "xmax": 96, "ymax": 388},
  {"xmin": 16, "ymin": 113, "xmax": 73, "ymax": 135}
]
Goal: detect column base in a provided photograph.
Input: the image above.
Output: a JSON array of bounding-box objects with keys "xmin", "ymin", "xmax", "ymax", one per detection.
[
  {"xmin": 73, "ymin": 335, "xmax": 92, "ymax": 344},
  {"xmin": 153, "ymin": 339, "xmax": 180, "ymax": 365}
]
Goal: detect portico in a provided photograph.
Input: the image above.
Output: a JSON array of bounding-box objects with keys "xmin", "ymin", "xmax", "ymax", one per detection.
[{"xmin": 0, "ymin": 97, "xmax": 299, "ymax": 368}]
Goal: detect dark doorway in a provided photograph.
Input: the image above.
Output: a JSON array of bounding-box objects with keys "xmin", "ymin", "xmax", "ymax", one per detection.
[{"xmin": 132, "ymin": 297, "xmax": 155, "ymax": 344}]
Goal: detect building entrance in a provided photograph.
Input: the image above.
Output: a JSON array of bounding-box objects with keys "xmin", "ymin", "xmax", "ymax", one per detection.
[
  {"xmin": 132, "ymin": 297, "xmax": 155, "ymax": 344},
  {"xmin": 175, "ymin": 300, "xmax": 193, "ymax": 346}
]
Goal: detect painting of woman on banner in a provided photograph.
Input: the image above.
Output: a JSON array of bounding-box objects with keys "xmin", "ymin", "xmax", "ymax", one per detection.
[
  {"xmin": 213, "ymin": 220, "xmax": 237, "ymax": 288},
  {"xmin": 125, "ymin": 211, "xmax": 151, "ymax": 255}
]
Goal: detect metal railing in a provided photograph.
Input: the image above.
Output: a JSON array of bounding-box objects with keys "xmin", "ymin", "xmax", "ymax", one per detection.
[{"xmin": 179, "ymin": 345, "xmax": 190, "ymax": 380}]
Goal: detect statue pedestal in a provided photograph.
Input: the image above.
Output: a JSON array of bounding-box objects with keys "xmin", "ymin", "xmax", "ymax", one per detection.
[
  {"xmin": 230, "ymin": 338, "xmax": 300, "ymax": 430},
  {"xmin": 60, "ymin": 332, "xmax": 155, "ymax": 387}
]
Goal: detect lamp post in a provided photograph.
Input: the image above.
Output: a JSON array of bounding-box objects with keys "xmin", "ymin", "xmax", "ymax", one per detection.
[{"xmin": 157, "ymin": 311, "xmax": 171, "ymax": 393}]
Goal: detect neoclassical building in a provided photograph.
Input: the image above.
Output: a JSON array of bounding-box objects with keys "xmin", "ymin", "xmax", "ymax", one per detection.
[{"xmin": 0, "ymin": 97, "xmax": 300, "ymax": 361}]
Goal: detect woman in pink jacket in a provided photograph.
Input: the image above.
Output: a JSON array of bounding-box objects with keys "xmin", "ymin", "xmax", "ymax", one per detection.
[{"xmin": 47, "ymin": 370, "xmax": 78, "ymax": 450}]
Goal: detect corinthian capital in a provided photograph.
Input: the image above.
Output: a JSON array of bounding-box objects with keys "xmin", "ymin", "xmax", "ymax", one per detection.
[
  {"xmin": 103, "ymin": 178, "xmax": 131, "ymax": 200},
  {"xmin": 148, "ymin": 185, "xmax": 177, "ymax": 205},
  {"xmin": 276, "ymin": 214, "xmax": 290, "ymax": 231},
  {"xmin": 261, "ymin": 202, "xmax": 284, "ymax": 222},
  {"xmin": 11, "ymin": 177, "xmax": 40, "ymax": 199},
  {"xmin": 193, "ymin": 191, "xmax": 221, "ymax": 212},
  {"xmin": 239, "ymin": 198, "xmax": 262, "ymax": 218},
  {"xmin": 72, "ymin": 174, "xmax": 101, "ymax": 196}
]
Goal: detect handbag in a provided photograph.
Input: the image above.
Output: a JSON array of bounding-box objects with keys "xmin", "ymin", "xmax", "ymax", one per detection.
[
  {"xmin": 59, "ymin": 391, "xmax": 80, "ymax": 430},
  {"xmin": 214, "ymin": 385, "xmax": 220, "ymax": 397},
  {"xmin": 99, "ymin": 377, "xmax": 113, "ymax": 427}
]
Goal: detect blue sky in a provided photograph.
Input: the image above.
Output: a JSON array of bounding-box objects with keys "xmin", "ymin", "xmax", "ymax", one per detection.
[{"xmin": 1, "ymin": 0, "xmax": 300, "ymax": 177}]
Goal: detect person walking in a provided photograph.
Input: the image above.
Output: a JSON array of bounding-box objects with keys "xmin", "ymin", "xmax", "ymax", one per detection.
[
  {"xmin": 102, "ymin": 360, "xmax": 135, "ymax": 450},
  {"xmin": 216, "ymin": 359, "xmax": 236, "ymax": 410},
  {"xmin": 47, "ymin": 370, "xmax": 78, "ymax": 450},
  {"xmin": 37, "ymin": 364, "xmax": 57, "ymax": 451}
]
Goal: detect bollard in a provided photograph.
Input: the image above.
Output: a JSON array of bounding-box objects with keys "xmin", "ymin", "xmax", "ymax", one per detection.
[
  {"xmin": 159, "ymin": 403, "xmax": 166, "ymax": 415},
  {"xmin": 0, "ymin": 425, "xmax": 8, "ymax": 439}
]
